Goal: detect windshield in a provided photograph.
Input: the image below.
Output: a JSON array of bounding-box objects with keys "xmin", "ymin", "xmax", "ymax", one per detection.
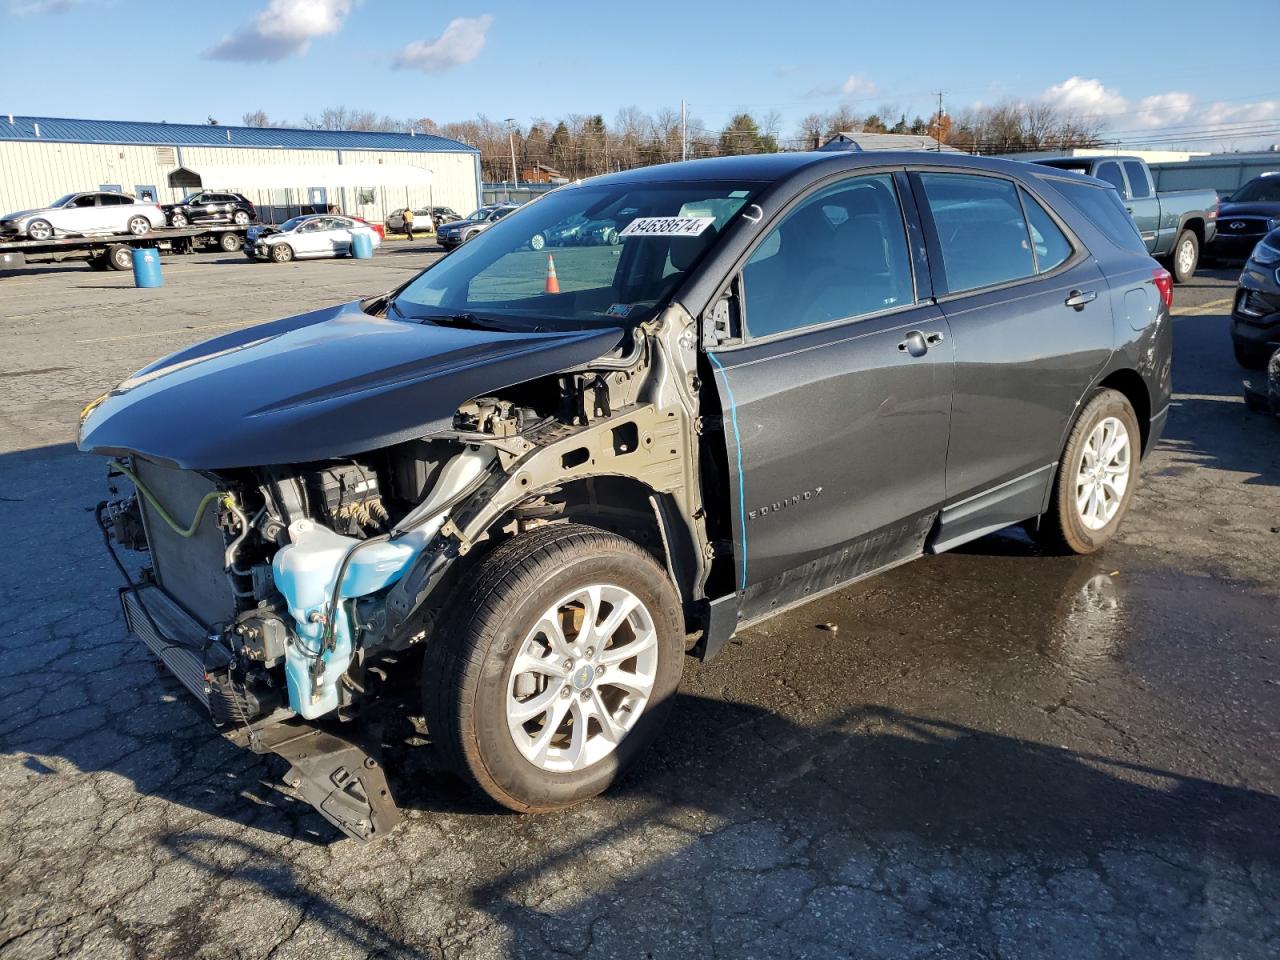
[
  {"xmin": 50, "ymin": 194, "xmax": 76, "ymax": 207},
  {"xmin": 1228, "ymin": 177, "xmax": 1280, "ymax": 203},
  {"xmin": 279, "ymin": 216, "xmax": 310, "ymax": 231},
  {"xmin": 394, "ymin": 179, "xmax": 762, "ymax": 330},
  {"xmin": 464, "ymin": 208, "xmax": 492, "ymax": 221}
]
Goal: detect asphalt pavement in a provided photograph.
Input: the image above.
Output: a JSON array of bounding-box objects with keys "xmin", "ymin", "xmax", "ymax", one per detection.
[{"xmin": 0, "ymin": 247, "xmax": 1277, "ymax": 959}]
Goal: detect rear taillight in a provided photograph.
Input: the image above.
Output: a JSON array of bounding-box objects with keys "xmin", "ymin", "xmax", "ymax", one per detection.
[{"xmin": 1153, "ymin": 267, "xmax": 1174, "ymax": 309}]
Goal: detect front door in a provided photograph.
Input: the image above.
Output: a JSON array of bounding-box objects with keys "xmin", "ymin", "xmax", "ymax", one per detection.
[
  {"xmin": 1120, "ymin": 160, "xmax": 1160, "ymax": 252},
  {"xmin": 707, "ymin": 172, "xmax": 953, "ymax": 621},
  {"xmin": 911, "ymin": 171, "xmax": 1113, "ymax": 507}
]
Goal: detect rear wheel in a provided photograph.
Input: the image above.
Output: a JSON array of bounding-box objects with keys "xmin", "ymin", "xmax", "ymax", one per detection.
[
  {"xmin": 218, "ymin": 231, "xmax": 242, "ymax": 252},
  {"xmin": 27, "ymin": 219, "xmax": 53, "ymax": 241},
  {"xmin": 1034, "ymin": 389, "xmax": 1140, "ymax": 555},
  {"xmin": 232, "ymin": 209, "xmax": 251, "ymax": 226},
  {"xmin": 424, "ymin": 524, "xmax": 684, "ymax": 812},
  {"xmin": 126, "ymin": 216, "xmax": 150, "ymax": 237},
  {"xmin": 530, "ymin": 233, "xmax": 546, "ymax": 250},
  {"xmin": 1234, "ymin": 342, "xmax": 1272, "ymax": 370},
  {"xmin": 170, "ymin": 212, "xmax": 189, "ymax": 228},
  {"xmin": 270, "ymin": 243, "xmax": 294, "ymax": 263},
  {"xmin": 106, "ymin": 244, "xmax": 133, "ymax": 271},
  {"xmin": 1170, "ymin": 229, "xmax": 1199, "ymax": 283}
]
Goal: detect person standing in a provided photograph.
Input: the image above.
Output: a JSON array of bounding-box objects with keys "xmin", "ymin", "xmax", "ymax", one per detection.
[{"xmin": 403, "ymin": 207, "xmax": 415, "ymax": 241}]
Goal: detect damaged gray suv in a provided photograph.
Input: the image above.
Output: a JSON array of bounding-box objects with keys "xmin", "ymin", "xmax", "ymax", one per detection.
[{"xmin": 80, "ymin": 152, "xmax": 1172, "ymax": 839}]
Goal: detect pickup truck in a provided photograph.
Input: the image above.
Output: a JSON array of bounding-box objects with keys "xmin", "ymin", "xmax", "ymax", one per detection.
[{"xmin": 1032, "ymin": 155, "xmax": 1217, "ymax": 282}]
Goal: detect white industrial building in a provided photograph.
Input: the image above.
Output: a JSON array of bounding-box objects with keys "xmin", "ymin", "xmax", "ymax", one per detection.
[{"xmin": 0, "ymin": 115, "xmax": 481, "ymax": 225}]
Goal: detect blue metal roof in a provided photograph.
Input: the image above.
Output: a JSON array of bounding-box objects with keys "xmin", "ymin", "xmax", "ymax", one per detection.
[{"xmin": 0, "ymin": 115, "xmax": 478, "ymax": 153}]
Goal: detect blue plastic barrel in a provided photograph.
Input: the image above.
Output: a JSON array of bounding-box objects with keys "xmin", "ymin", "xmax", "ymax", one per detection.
[
  {"xmin": 131, "ymin": 247, "xmax": 162, "ymax": 288},
  {"xmin": 350, "ymin": 231, "xmax": 374, "ymax": 260}
]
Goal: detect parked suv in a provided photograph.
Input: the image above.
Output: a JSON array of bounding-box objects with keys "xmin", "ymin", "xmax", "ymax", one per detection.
[
  {"xmin": 1230, "ymin": 225, "xmax": 1280, "ymax": 367},
  {"xmin": 165, "ymin": 191, "xmax": 257, "ymax": 228},
  {"xmin": 79, "ymin": 152, "xmax": 1171, "ymax": 839},
  {"xmin": 1212, "ymin": 173, "xmax": 1280, "ymax": 261}
]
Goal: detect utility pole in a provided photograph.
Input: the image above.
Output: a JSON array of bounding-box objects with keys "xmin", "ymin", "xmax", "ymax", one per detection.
[
  {"xmin": 934, "ymin": 91, "xmax": 944, "ymax": 151},
  {"xmin": 504, "ymin": 118, "xmax": 519, "ymax": 195},
  {"xmin": 681, "ymin": 98, "xmax": 688, "ymax": 161}
]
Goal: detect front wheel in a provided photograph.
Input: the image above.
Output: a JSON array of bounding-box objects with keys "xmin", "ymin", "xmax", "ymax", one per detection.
[
  {"xmin": 269, "ymin": 243, "xmax": 294, "ymax": 263},
  {"xmin": 27, "ymin": 219, "xmax": 53, "ymax": 241},
  {"xmin": 530, "ymin": 233, "xmax": 546, "ymax": 250},
  {"xmin": 1170, "ymin": 229, "xmax": 1199, "ymax": 283},
  {"xmin": 1034, "ymin": 389, "xmax": 1140, "ymax": 555},
  {"xmin": 424, "ymin": 524, "xmax": 684, "ymax": 812}
]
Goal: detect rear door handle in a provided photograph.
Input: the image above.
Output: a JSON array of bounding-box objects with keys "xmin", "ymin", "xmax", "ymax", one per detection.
[
  {"xmin": 1065, "ymin": 290, "xmax": 1097, "ymax": 311},
  {"xmin": 897, "ymin": 330, "xmax": 943, "ymax": 357}
]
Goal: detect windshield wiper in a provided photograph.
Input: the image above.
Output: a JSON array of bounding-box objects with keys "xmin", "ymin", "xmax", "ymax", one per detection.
[{"xmin": 390, "ymin": 303, "xmax": 508, "ymax": 330}]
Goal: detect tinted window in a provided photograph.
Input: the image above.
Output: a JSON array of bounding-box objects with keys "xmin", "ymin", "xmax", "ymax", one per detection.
[
  {"xmin": 743, "ymin": 174, "xmax": 913, "ymax": 338},
  {"xmin": 1122, "ymin": 161, "xmax": 1152, "ymax": 199},
  {"xmin": 919, "ymin": 173, "xmax": 1035, "ymax": 292},
  {"xmin": 100, "ymin": 194, "xmax": 131, "ymax": 205},
  {"xmin": 1052, "ymin": 180, "xmax": 1148, "ymax": 255},
  {"xmin": 1228, "ymin": 177, "xmax": 1280, "ymax": 202},
  {"xmin": 1094, "ymin": 162, "xmax": 1127, "ymax": 195},
  {"xmin": 71, "ymin": 195, "xmax": 98, "ymax": 208},
  {"xmin": 1021, "ymin": 189, "xmax": 1073, "ymax": 273}
]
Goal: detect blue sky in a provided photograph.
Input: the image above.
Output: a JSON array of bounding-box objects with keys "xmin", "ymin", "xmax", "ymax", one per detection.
[{"xmin": 5, "ymin": 0, "xmax": 1279, "ymax": 149}]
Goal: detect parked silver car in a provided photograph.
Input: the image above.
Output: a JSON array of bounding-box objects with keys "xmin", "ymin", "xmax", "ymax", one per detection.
[
  {"xmin": 244, "ymin": 215, "xmax": 381, "ymax": 263},
  {"xmin": 0, "ymin": 191, "xmax": 165, "ymax": 241}
]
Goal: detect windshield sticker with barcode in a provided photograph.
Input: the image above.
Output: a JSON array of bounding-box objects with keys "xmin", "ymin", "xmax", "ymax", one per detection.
[{"xmin": 619, "ymin": 216, "xmax": 715, "ymax": 238}]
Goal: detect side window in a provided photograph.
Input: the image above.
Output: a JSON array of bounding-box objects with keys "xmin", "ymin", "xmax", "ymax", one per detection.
[
  {"xmin": 1020, "ymin": 189, "xmax": 1073, "ymax": 273},
  {"xmin": 918, "ymin": 173, "xmax": 1035, "ymax": 292},
  {"xmin": 1051, "ymin": 180, "xmax": 1148, "ymax": 255},
  {"xmin": 1094, "ymin": 162, "xmax": 1128, "ymax": 196},
  {"xmin": 72, "ymin": 195, "xmax": 98, "ymax": 208},
  {"xmin": 742, "ymin": 174, "xmax": 913, "ymax": 338},
  {"xmin": 1122, "ymin": 161, "xmax": 1152, "ymax": 199},
  {"xmin": 100, "ymin": 194, "xmax": 130, "ymax": 205}
]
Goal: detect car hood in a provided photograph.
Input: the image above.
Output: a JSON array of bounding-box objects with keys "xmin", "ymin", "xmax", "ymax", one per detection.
[
  {"xmin": 1219, "ymin": 201, "xmax": 1280, "ymax": 219},
  {"xmin": 1, "ymin": 207, "xmax": 46, "ymax": 220},
  {"xmin": 78, "ymin": 300, "xmax": 625, "ymax": 470}
]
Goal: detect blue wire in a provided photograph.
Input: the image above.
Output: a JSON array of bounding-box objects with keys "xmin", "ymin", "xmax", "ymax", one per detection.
[{"xmin": 707, "ymin": 351, "xmax": 748, "ymax": 592}]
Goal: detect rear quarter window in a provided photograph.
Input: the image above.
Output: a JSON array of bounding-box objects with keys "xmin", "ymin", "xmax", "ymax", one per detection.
[{"xmin": 1048, "ymin": 179, "xmax": 1148, "ymax": 256}]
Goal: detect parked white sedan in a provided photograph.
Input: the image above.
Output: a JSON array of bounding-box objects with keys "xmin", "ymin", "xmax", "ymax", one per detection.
[
  {"xmin": 244, "ymin": 215, "xmax": 381, "ymax": 263},
  {"xmin": 0, "ymin": 191, "xmax": 164, "ymax": 240}
]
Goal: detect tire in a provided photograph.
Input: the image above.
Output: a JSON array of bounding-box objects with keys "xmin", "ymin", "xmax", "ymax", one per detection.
[
  {"xmin": 27, "ymin": 219, "xmax": 53, "ymax": 241},
  {"xmin": 1234, "ymin": 342, "xmax": 1272, "ymax": 370},
  {"xmin": 170, "ymin": 212, "xmax": 189, "ymax": 228},
  {"xmin": 424, "ymin": 523, "xmax": 684, "ymax": 812},
  {"xmin": 106, "ymin": 244, "xmax": 133, "ymax": 271},
  {"xmin": 218, "ymin": 231, "xmax": 242, "ymax": 252},
  {"xmin": 530, "ymin": 233, "xmax": 546, "ymax": 250},
  {"xmin": 126, "ymin": 216, "xmax": 150, "ymax": 237},
  {"xmin": 232, "ymin": 210, "xmax": 250, "ymax": 226},
  {"xmin": 1035, "ymin": 389, "xmax": 1141, "ymax": 555},
  {"xmin": 1170, "ymin": 229, "xmax": 1199, "ymax": 284},
  {"xmin": 269, "ymin": 243, "xmax": 294, "ymax": 263}
]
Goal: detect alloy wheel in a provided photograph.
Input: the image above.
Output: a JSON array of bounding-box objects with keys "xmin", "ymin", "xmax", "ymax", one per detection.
[
  {"xmin": 506, "ymin": 584, "xmax": 658, "ymax": 773},
  {"xmin": 1074, "ymin": 416, "xmax": 1131, "ymax": 530}
]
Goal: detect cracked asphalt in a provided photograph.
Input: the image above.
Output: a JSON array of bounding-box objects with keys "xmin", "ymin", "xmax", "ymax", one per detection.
[{"xmin": 1, "ymin": 245, "xmax": 1278, "ymax": 959}]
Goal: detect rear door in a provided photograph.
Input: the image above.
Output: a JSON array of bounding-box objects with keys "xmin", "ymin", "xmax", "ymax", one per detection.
[
  {"xmin": 912, "ymin": 171, "xmax": 1113, "ymax": 519},
  {"xmin": 1120, "ymin": 160, "xmax": 1161, "ymax": 252},
  {"xmin": 708, "ymin": 171, "xmax": 953, "ymax": 619}
]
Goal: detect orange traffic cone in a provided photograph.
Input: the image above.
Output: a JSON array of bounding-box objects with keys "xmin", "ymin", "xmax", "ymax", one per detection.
[{"xmin": 545, "ymin": 254, "xmax": 561, "ymax": 294}]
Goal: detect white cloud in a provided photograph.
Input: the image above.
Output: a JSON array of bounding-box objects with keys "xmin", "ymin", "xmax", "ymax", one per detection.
[
  {"xmin": 1041, "ymin": 76, "xmax": 1127, "ymax": 117},
  {"xmin": 394, "ymin": 14, "xmax": 494, "ymax": 74},
  {"xmin": 206, "ymin": 0, "xmax": 353, "ymax": 63},
  {"xmin": 805, "ymin": 73, "xmax": 877, "ymax": 100},
  {"xmin": 1131, "ymin": 91, "xmax": 1194, "ymax": 129}
]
